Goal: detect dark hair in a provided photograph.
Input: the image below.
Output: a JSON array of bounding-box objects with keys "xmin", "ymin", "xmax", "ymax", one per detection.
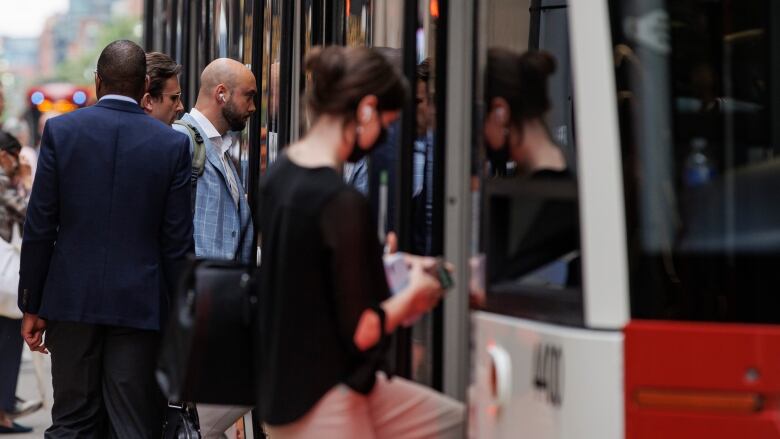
[
  {"xmin": 146, "ymin": 52, "xmax": 181, "ymax": 99},
  {"xmin": 486, "ymin": 48, "xmax": 556, "ymax": 124},
  {"xmin": 0, "ymin": 132, "xmax": 21, "ymax": 156},
  {"xmin": 96, "ymin": 40, "xmax": 147, "ymax": 98},
  {"xmin": 373, "ymin": 47, "xmax": 402, "ymax": 70},
  {"xmin": 417, "ymin": 58, "xmax": 431, "ymax": 84},
  {"xmin": 304, "ymin": 46, "xmax": 407, "ymax": 121}
]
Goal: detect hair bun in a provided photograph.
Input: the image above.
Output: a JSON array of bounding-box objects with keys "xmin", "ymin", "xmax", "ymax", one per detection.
[
  {"xmin": 521, "ymin": 50, "xmax": 557, "ymax": 77},
  {"xmin": 305, "ymin": 46, "xmax": 347, "ymax": 88}
]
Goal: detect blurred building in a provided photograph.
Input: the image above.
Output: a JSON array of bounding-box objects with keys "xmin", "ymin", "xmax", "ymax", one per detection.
[
  {"xmin": 0, "ymin": 36, "xmax": 39, "ymax": 119},
  {"xmin": 38, "ymin": 0, "xmax": 143, "ymax": 78}
]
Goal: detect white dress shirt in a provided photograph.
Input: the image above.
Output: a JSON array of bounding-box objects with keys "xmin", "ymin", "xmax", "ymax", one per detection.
[
  {"xmin": 190, "ymin": 108, "xmax": 240, "ymax": 206},
  {"xmin": 99, "ymin": 94, "xmax": 138, "ymax": 105}
]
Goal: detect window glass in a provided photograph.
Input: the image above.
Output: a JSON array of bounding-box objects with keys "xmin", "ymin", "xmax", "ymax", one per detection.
[
  {"xmin": 347, "ymin": 0, "xmax": 371, "ymax": 47},
  {"xmin": 610, "ymin": 0, "xmax": 780, "ymax": 323},
  {"xmin": 213, "ymin": 0, "xmax": 229, "ymax": 58},
  {"xmin": 259, "ymin": 0, "xmax": 282, "ymax": 170},
  {"xmin": 407, "ymin": 0, "xmax": 442, "ymax": 387},
  {"xmin": 299, "ymin": 0, "xmax": 325, "ymax": 134},
  {"xmin": 227, "ymin": 0, "xmax": 254, "ymax": 191},
  {"xmin": 477, "ymin": 0, "xmax": 583, "ymax": 326}
]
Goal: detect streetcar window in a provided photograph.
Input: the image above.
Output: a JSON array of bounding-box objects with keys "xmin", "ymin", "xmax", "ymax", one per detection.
[
  {"xmin": 611, "ymin": 0, "xmax": 780, "ymax": 323},
  {"xmin": 478, "ymin": 0, "xmax": 583, "ymax": 326}
]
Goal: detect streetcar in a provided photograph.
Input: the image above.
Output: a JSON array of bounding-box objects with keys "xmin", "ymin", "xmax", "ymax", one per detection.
[{"xmin": 26, "ymin": 82, "xmax": 93, "ymax": 145}]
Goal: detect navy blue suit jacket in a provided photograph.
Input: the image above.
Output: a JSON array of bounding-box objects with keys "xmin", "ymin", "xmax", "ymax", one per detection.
[{"xmin": 18, "ymin": 99, "xmax": 194, "ymax": 330}]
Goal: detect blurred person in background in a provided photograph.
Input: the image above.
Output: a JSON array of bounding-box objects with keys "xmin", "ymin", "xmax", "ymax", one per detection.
[
  {"xmin": 35, "ymin": 112, "xmax": 61, "ymax": 150},
  {"xmin": 2, "ymin": 117, "xmax": 36, "ymax": 183},
  {"xmin": 142, "ymin": 52, "xmax": 184, "ymax": 126},
  {"xmin": 256, "ymin": 46, "xmax": 464, "ymax": 438},
  {"xmin": 0, "ymin": 131, "xmax": 40, "ymax": 435},
  {"xmin": 0, "ymin": 133, "xmax": 30, "ymax": 243}
]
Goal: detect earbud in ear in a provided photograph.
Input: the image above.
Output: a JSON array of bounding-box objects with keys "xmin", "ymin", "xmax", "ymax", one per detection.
[
  {"xmin": 219, "ymin": 93, "xmax": 226, "ymax": 103},
  {"xmin": 361, "ymin": 107, "xmax": 372, "ymax": 122}
]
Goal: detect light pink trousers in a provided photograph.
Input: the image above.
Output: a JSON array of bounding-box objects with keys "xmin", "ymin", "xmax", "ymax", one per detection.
[{"xmin": 266, "ymin": 373, "xmax": 465, "ymax": 439}]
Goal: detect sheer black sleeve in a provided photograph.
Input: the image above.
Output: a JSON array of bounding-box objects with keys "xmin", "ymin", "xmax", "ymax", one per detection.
[{"xmin": 320, "ymin": 188, "xmax": 391, "ymax": 355}]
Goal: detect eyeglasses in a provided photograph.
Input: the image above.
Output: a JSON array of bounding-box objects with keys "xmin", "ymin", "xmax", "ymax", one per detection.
[{"xmin": 161, "ymin": 91, "xmax": 183, "ymax": 104}]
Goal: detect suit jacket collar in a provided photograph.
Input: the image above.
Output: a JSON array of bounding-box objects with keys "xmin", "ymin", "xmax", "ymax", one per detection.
[
  {"xmin": 95, "ymin": 99, "xmax": 145, "ymax": 114},
  {"xmin": 180, "ymin": 113, "xmax": 239, "ymax": 205}
]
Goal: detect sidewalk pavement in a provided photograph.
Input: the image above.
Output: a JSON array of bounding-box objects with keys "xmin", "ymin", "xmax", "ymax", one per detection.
[
  {"xmin": 5, "ymin": 350, "xmax": 52, "ymax": 438},
  {"xmin": 6, "ymin": 351, "xmax": 256, "ymax": 438}
]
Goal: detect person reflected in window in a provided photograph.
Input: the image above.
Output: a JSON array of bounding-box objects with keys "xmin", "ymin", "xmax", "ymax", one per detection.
[
  {"xmin": 412, "ymin": 58, "xmax": 435, "ymax": 256},
  {"xmin": 257, "ymin": 46, "xmax": 464, "ymax": 438},
  {"xmin": 484, "ymin": 48, "xmax": 566, "ymax": 177},
  {"xmin": 483, "ymin": 48, "xmax": 580, "ymax": 286}
]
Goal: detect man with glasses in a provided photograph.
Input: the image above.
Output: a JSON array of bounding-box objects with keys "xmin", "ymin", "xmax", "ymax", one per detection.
[{"xmin": 142, "ymin": 52, "xmax": 185, "ymax": 125}]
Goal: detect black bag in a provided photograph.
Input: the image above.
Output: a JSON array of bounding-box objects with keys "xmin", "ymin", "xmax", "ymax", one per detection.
[
  {"xmin": 157, "ymin": 258, "xmax": 257, "ymax": 406},
  {"xmin": 162, "ymin": 402, "xmax": 201, "ymax": 439}
]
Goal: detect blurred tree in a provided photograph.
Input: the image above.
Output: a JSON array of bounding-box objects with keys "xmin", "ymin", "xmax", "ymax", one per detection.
[{"xmin": 49, "ymin": 15, "xmax": 141, "ymax": 85}]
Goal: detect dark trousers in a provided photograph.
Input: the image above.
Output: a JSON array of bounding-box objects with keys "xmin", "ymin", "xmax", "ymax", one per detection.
[
  {"xmin": 45, "ymin": 321, "xmax": 165, "ymax": 439},
  {"xmin": 0, "ymin": 316, "xmax": 23, "ymax": 412}
]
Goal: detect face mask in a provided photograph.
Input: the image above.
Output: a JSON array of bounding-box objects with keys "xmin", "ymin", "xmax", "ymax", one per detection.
[
  {"xmin": 486, "ymin": 141, "xmax": 509, "ymax": 176},
  {"xmin": 347, "ymin": 124, "xmax": 388, "ymax": 164}
]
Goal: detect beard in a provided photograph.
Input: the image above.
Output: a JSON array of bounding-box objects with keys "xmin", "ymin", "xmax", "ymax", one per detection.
[{"xmin": 222, "ymin": 101, "xmax": 248, "ymax": 132}]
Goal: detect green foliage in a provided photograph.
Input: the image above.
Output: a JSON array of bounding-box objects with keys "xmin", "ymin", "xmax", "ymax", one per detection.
[{"xmin": 48, "ymin": 16, "xmax": 142, "ymax": 86}]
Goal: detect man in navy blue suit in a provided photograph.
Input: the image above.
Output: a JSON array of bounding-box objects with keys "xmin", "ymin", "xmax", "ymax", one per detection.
[{"xmin": 17, "ymin": 40, "xmax": 194, "ymax": 438}]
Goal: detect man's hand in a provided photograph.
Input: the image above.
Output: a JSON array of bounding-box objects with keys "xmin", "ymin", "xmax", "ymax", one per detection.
[{"xmin": 21, "ymin": 313, "xmax": 48, "ymax": 354}]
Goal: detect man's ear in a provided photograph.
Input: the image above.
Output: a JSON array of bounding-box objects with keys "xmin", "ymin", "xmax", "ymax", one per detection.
[{"xmin": 141, "ymin": 93, "xmax": 153, "ymax": 113}]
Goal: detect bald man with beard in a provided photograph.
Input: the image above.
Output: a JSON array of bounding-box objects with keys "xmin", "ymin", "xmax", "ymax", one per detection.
[{"xmin": 171, "ymin": 58, "xmax": 257, "ymax": 437}]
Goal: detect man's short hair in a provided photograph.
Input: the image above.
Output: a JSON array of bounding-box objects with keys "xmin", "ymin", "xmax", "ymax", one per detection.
[
  {"xmin": 146, "ymin": 52, "xmax": 182, "ymax": 100},
  {"xmin": 96, "ymin": 40, "xmax": 147, "ymax": 97}
]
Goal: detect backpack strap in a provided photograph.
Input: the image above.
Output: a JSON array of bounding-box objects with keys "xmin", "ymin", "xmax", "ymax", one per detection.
[{"xmin": 173, "ymin": 120, "xmax": 206, "ymax": 215}]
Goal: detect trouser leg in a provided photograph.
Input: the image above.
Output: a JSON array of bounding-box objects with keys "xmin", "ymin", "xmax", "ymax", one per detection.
[
  {"xmin": 45, "ymin": 321, "xmax": 106, "ymax": 439},
  {"xmin": 0, "ymin": 316, "xmax": 22, "ymax": 412},
  {"xmin": 101, "ymin": 326, "xmax": 165, "ymax": 439},
  {"xmin": 369, "ymin": 373, "xmax": 465, "ymax": 439},
  {"xmin": 264, "ymin": 385, "xmax": 375, "ymax": 439}
]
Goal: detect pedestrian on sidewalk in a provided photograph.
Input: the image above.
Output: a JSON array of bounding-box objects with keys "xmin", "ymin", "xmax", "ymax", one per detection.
[
  {"xmin": 0, "ymin": 94, "xmax": 42, "ymax": 435},
  {"xmin": 18, "ymin": 40, "xmax": 193, "ymax": 438}
]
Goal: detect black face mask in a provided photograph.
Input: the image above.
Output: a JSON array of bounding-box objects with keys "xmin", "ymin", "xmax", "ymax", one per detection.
[
  {"xmin": 347, "ymin": 124, "xmax": 388, "ymax": 163},
  {"xmin": 486, "ymin": 142, "xmax": 509, "ymax": 176}
]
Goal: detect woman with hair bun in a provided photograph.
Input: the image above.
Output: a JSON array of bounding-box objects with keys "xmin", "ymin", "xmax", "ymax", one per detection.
[
  {"xmin": 256, "ymin": 46, "xmax": 464, "ymax": 438},
  {"xmin": 484, "ymin": 48, "xmax": 565, "ymax": 176},
  {"xmin": 482, "ymin": 48, "xmax": 581, "ymax": 286}
]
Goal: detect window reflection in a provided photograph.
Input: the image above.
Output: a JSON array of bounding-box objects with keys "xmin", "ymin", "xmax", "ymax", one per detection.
[
  {"xmin": 612, "ymin": 0, "xmax": 780, "ymax": 323},
  {"xmin": 259, "ymin": 0, "xmax": 282, "ymax": 171},
  {"xmin": 476, "ymin": 1, "xmax": 583, "ymax": 325},
  {"xmin": 483, "ymin": 48, "xmax": 580, "ymax": 289},
  {"xmin": 347, "ymin": 0, "xmax": 371, "ymax": 47}
]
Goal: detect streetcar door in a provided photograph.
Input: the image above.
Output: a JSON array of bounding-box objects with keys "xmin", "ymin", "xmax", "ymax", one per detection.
[{"xmin": 470, "ymin": 0, "xmax": 626, "ymax": 437}]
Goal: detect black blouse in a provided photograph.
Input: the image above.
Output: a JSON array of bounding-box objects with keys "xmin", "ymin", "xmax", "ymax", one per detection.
[{"xmin": 255, "ymin": 154, "xmax": 391, "ymax": 425}]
